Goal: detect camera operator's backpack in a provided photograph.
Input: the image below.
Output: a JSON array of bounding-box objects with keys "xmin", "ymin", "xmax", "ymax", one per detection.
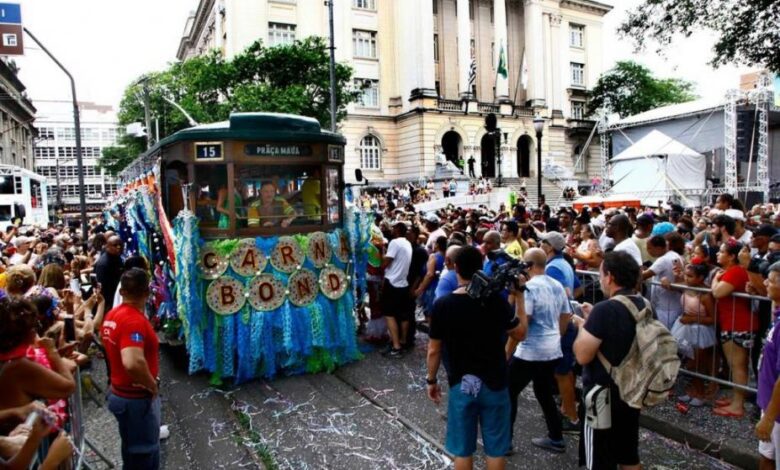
[{"xmin": 597, "ymin": 295, "xmax": 680, "ymax": 409}]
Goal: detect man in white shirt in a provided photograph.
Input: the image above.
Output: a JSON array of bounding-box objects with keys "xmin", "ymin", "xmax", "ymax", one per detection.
[
  {"xmin": 605, "ymin": 214, "xmax": 642, "ymax": 266},
  {"xmin": 424, "ymin": 214, "xmax": 447, "ymax": 254},
  {"xmin": 641, "ymin": 234, "xmax": 683, "ymax": 329},
  {"xmin": 382, "ymin": 221, "xmax": 413, "ymax": 357},
  {"xmin": 506, "ymin": 248, "xmax": 572, "ymax": 454},
  {"xmin": 725, "ymin": 209, "xmax": 753, "ymax": 245},
  {"xmin": 9, "ymin": 236, "xmax": 37, "ymax": 267}
]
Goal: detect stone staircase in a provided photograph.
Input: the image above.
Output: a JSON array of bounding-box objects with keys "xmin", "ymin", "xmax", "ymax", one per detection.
[{"xmin": 496, "ymin": 177, "xmax": 574, "ymax": 208}]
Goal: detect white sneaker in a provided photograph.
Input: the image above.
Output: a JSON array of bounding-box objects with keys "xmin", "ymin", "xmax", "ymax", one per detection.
[{"xmin": 159, "ymin": 425, "xmax": 170, "ymax": 440}]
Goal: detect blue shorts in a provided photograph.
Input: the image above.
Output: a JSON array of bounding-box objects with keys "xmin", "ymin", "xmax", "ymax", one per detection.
[
  {"xmin": 446, "ymin": 381, "xmax": 511, "ymax": 458},
  {"xmin": 555, "ymin": 322, "xmax": 577, "ymax": 375}
]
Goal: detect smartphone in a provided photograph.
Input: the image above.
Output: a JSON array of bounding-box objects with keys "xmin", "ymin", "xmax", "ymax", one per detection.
[
  {"xmin": 89, "ymin": 274, "xmax": 98, "ymax": 287},
  {"xmin": 63, "ymin": 315, "xmax": 76, "ymax": 342}
]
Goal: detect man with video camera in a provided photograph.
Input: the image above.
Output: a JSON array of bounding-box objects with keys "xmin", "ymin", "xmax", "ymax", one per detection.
[{"xmin": 426, "ymin": 245, "xmax": 526, "ymax": 470}]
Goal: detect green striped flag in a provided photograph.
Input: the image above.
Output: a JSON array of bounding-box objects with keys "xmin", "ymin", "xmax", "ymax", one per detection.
[{"xmin": 497, "ymin": 42, "xmax": 508, "ymax": 79}]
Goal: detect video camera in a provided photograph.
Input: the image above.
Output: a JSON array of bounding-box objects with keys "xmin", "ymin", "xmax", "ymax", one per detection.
[{"xmin": 467, "ymin": 250, "xmax": 529, "ymax": 300}]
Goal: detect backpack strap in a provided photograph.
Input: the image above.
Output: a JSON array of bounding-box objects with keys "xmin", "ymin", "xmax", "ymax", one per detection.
[
  {"xmin": 595, "ymin": 295, "xmax": 649, "ymax": 374},
  {"xmin": 610, "ymin": 295, "xmax": 649, "ymax": 322}
]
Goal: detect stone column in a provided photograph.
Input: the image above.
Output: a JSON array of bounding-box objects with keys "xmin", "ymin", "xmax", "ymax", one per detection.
[
  {"xmin": 457, "ymin": 0, "xmax": 472, "ymax": 99},
  {"xmin": 549, "ymin": 14, "xmax": 562, "ymax": 114},
  {"xmin": 494, "ymin": 0, "xmax": 509, "ymax": 102},
  {"xmin": 523, "ymin": 0, "xmax": 545, "ymax": 107},
  {"xmin": 397, "ymin": 0, "xmax": 437, "ymax": 104}
]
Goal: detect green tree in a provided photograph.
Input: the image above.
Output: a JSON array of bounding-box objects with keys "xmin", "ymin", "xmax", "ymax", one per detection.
[
  {"xmin": 587, "ymin": 61, "xmax": 697, "ymax": 118},
  {"xmin": 619, "ymin": 0, "xmax": 780, "ymax": 73},
  {"xmin": 100, "ymin": 37, "xmax": 361, "ymax": 175}
]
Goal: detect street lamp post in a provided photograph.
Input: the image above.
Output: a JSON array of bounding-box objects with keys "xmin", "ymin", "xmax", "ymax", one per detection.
[
  {"xmin": 23, "ymin": 27, "xmax": 88, "ymax": 243},
  {"xmin": 533, "ymin": 115, "xmax": 545, "ymax": 207}
]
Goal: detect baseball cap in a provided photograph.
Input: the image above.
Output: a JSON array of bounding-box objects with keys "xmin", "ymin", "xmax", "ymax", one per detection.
[
  {"xmin": 541, "ymin": 231, "xmax": 566, "ymax": 251},
  {"xmin": 424, "ymin": 213, "xmax": 440, "ymax": 224},
  {"xmin": 13, "ymin": 236, "xmax": 32, "ymax": 247},
  {"xmin": 755, "ymin": 224, "xmax": 778, "ymax": 238}
]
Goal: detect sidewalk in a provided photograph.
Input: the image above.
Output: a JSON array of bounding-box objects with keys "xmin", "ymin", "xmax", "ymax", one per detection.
[{"xmin": 641, "ymin": 380, "xmax": 761, "ymax": 469}]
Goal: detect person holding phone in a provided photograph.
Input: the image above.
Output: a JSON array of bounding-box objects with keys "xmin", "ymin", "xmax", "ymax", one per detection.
[
  {"xmin": 94, "ymin": 236, "xmax": 123, "ymax": 311},
  {"xmin": 641, "ymin": 233, "xmax": 685, "ymax": 330}
]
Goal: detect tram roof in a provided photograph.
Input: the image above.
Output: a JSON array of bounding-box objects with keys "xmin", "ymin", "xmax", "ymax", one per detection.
[
  {"xmin": 120, "ymin": 112, "xmax": 346, "ymax": 180},
  {"xmin": 153, "ymin": 112, "xmax": 346, "ymax": 150}
]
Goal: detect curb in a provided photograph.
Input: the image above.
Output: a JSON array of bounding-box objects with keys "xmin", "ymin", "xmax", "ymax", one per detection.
[{"xmin": 639, "ymin": 413, "xmax": 759, "ymax": 469}]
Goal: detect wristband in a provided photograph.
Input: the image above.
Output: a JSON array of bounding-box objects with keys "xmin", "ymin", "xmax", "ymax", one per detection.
[{"xmin": 426, "ymin": 377, "xmax": 437, "ymax": 385}]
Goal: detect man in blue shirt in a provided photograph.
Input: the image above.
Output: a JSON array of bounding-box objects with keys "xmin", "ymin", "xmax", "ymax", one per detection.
[
  {"xmin": 435, "ymin": 246, "xmax": 461, "ymax": 300},
  {"xmin": 506, "ymin": 248, "xmax": 572, "ymax": 454},
  {"xmin": 540, "ymin": 231, "xmax": 579, "ymax": 431}
]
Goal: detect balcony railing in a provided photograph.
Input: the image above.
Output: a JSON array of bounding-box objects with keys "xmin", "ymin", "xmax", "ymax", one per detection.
[
  {"xmin": 436, "ymin": 98, "xmax": 462, "ymax": 112},
  {"xmin": 477, "ymin": 102, "xmax": 499, "ymax": 113},
  {"xmin": 513, "ymin": 105, "xmax": 534, "ymax": 118}
]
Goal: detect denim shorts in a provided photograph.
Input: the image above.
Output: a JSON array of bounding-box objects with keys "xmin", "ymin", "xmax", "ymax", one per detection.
[{"xmin": 446, "ymin": 381, "xmax": 511, "ymax": 458}]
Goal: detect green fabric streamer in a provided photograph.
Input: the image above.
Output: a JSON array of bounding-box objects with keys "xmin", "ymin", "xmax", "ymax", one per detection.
[
  {"xmin": 212, "ymin": 239, "xmax": 240, "ymax": 258},
  {"xmin": 293, "ymin": 234, "xmax": 309, "ymax": 253},
  {"xmin": 305, "ymin": 348, "xmax": 337, "ymax": 374}
]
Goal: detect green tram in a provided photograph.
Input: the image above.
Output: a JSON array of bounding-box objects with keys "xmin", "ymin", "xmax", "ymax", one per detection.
[{"xmin": 111, "ymin": 113, "xmax": 368, "ymax": 382}]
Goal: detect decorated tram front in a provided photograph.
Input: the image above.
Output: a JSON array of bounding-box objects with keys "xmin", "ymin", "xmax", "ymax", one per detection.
[{"xmin": 110, "ymin": 113, "xmax": 370, "ymax": 383}]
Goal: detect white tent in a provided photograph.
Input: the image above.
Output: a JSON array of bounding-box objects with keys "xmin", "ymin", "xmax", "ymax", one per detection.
[{"xmin": 609, "ymin": 129, "xmax": 706, "ymax": 205}]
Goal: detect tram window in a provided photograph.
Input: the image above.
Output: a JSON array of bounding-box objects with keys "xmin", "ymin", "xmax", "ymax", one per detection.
[
  {"xmin": 325, "ymin": 168, "xmax": 340, "ymax": 224},
  {"xmin": 235, "ymin": 164, "xmax": 326, "ymax": 228},
  {"xmin": 0, "ymin": 205, "xmax": 10, "ymax": 221},
  {"xmin": 194, "ymin": 165, "xmax": 228, "ymax": 228},
  {"xmin": 0, "ymin": 176, "xmax": 13, "ymax": 194},
  {"xmin": 30, "ymin": 180, "xmax": 41, "ymax": 208}
]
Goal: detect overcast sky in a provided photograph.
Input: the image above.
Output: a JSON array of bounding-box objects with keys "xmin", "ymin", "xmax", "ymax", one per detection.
[{"xmin": 14, "ymin": 0, "xmax": 752, "ymax": 114}]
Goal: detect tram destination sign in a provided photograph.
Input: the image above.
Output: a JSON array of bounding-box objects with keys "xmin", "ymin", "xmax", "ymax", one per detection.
[{"xmin": 244, "ymin": 143, "xmax": 312, "ymax": 157}]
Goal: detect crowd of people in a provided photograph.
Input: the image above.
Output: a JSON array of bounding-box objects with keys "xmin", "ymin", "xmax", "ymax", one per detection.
[
  {"xmin": 0, "ymin": 214, "xmax": 164, "ymax": 469},
  {"xmin": 360, "ymin": 192, "xmax": 780, "ymax": 469}
]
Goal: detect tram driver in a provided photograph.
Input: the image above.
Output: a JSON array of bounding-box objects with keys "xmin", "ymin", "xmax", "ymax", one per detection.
[{"xmin": 248, "ymin": 180, "xmax": 297, "ymax": 228}]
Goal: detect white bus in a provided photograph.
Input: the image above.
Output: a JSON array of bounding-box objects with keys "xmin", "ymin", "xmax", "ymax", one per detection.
[{"xmin": 0, "ymin": 165, "xmax": 49, "ymax": 230}]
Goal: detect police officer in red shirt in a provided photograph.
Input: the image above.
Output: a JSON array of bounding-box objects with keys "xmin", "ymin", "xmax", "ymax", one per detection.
[{"xmin": 101, "ymin": 268, "xmax": 160, "ymax": 469}]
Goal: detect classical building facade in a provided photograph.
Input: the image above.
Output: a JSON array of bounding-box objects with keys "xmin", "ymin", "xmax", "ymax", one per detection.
[
  {"xmin": 33, "ymin": 100, "xmax": 121, "ymax": 214},
  {"xmin": 177, "ymin": 0, "xmax": 611, "ymax": 193},
  {"xmin": 0, "ymin": 59, "xmax": 36, "ymax": 171}
]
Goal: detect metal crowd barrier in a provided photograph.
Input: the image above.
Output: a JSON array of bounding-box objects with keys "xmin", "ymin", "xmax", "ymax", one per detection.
[
  {"xmin": 575, "ymin": 269, "xmax": 769, "ymax": 395},
  {"xmin": 30, "ymin": 366, "xmax": 114, "ymax": 469}
]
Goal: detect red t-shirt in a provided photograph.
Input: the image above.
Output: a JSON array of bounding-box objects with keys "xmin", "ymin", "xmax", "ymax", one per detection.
[
  {"xmin": 716, "ymin": 265, "xmax": 756, "ymax": 332},
  {"xmin": 101, "ymin": 304, "xmax": 159, "ymax": 398}
]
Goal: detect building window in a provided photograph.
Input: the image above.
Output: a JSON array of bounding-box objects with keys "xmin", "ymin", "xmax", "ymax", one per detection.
[
  {"xmin": 570, "ymin": 62, "xmax": 585, "ymax": 87},
  {"xmin": 353, "ymin": 0, "xmax": 375, "ymax": 9},
  {"xmin": 432, "ymin": 0, "xmax": 437, "ymax": 15},
  {"xmin": 571, "ymin": 101, "xmax": 585, "ymax": 120},
  {"xmin": 435, "ymin": 81, "xmax": 441, "ymax": 97},
  {"xmin": 574, "ymin": 144, "xmax": 586, "ymax": 173},
  {"xmin": 491, "ymin": 43, "xmax": 495, "ymax": 69},
  {"xmin": 433, "ymin": 34, "xmax": 439, "ymax": 62},
  {"xmin": 570, "ymin": 24, "xmax": 585, "ymax": 48},
  {"xmin": 34, "ymin": 147, "xmax": 55, "ymax": 158},
  {"xmin": 268, "ymin": 23, "xmax": 296, "ymax": 47},
  {"xmin": 469, "ymin": 1, "xmax": 474, "ymax": 19},
  {"xmin": 359, "ymin": 135, "xmax": 381, "ymax": 170},
  {"xmin": 355, "ymin": 79, "xmax": 379, "ymax": 108},
  {"xmin": 57, "ymin": 128, "xmax": 76, "ymax": 141},
  {"xmin": 39, "ymin": 127, "xmax": 54, "ymax": 139},
  {"xmin": 352, "ymin": 30, "xmax": 377, "ymax": 59}
]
